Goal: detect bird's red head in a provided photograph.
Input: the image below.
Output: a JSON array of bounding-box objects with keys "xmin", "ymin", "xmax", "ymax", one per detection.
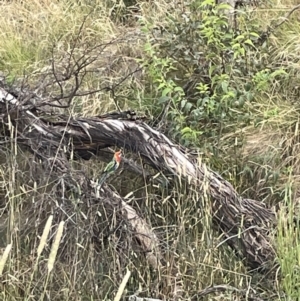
[{"xmin": 114, "ymin": 149, "xmax": 122, "ymax": 163}]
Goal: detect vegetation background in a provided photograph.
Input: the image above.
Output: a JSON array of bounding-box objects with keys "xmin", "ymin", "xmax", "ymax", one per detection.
[{"xmin": 0, "ymin": 0, "xmax": 300, "ymax": 300}]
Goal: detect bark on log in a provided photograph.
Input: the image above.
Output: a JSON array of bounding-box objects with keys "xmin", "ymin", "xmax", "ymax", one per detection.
[
  {"xmin": 0, "ymin": 86, "xmax": 276, "ymax": 271},
  {"xmin": 99, "ymin": 183, "xmax": 162, "ymax": 269}
]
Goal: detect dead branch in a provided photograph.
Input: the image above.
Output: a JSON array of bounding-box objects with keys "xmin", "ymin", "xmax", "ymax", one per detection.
[
  {"xmin": 0, "ymin": 86, "xmax": 276, "ymax": 271},
  {"xmin": 272, "ymin": 4, "xmax": 300, "ymax": 30},
  {"xmin": 98, "ymin": 183, "xmax": 162, "ymax": 269},
  {"xmin": 129, "ymin": 296, "xmax": 162, "ymax": 301},
  {"xmin": 192, "ymin": 284, "xmax": 265, "ymax": 301},
  {"xmin": 0, "ymin": 86, "xmax": 162, "ymax": 269},
  {"xmin": 258, "ymin": 4, "xmax": 300, "ymax": 45}
]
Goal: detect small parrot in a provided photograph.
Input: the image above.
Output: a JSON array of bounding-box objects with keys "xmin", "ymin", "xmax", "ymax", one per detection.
[{"xmin": 98, "ymin": 149, "xmax": 122, "ymax": 187}]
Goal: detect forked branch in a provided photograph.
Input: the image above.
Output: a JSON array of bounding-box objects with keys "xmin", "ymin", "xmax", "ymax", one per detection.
[{"xmin": 0, "ymin": 86, "xmax": 276, "ymax": 271}]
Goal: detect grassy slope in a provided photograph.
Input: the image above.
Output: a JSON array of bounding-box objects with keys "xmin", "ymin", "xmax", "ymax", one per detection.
[{"xmin": 0, "ymin": 0, "xmax": 300, "ymax": 300}]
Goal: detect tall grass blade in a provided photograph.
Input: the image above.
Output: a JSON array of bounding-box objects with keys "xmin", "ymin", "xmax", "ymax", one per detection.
[
  {"xmin": 47, "ymin": 221, "xmax": 65, "ymax": 274},
  {"xmin": 0, "ymin": 244, "xmax": 12, "ymax": 276}
]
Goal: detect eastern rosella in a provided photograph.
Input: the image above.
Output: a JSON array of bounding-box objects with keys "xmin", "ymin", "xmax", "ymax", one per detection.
[{"xmin": 98, "ymin": 149, "xmax": 122, "ymax": 187}]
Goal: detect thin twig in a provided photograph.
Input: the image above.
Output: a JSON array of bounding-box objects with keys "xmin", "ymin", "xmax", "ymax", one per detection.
[
  {"xmin": 259, "ymin": 4, "xmax": 300, "ymax": 44},
  {"xmin": 273, "ymin": 4, "xmax": 300, "ymax": 30},
  {"xmin": 192, "ymin": 284, "xmax": 265, "ymax": 301}
]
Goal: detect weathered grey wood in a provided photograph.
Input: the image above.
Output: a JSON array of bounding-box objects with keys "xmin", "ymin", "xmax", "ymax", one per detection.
[{"xmin": 0, "ymin": 86, "xmax": 276, "ymax": 271}]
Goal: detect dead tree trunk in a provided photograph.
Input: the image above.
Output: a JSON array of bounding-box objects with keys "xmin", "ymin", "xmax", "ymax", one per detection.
[{"xmin": 0, "ymin": 87, "xmax": 276, "ymax": 272}]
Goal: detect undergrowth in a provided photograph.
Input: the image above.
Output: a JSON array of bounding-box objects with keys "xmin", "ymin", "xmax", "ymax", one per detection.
[{"xmin": 1, "ymin": 0, "xmax": 300, "ymax": 300}]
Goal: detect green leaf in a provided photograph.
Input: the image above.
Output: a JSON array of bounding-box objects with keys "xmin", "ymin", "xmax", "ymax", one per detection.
[
  {"xmin": 232, "ymin": 43, "xmax": 241, "ymax": 49},
  {"xmin": 180, "ymin": 99, "xmax": 187, "ymax": 110},
  {"xmin": 158, "ymin": 96, "xmax": 170, "ymax": 104},
  {"xmin": 249, "ymin": 32, "xmax": 260, "ymax": 38},
  {"xmin": 235, "ymin": 35, "xmax": 245, "ymax": 42},
  {"xmin": 186, "ymin": 102, "xmax": 193, "ymax": 111},
  {"xmin": 174, "ymin": 86, "xmax": 184, "ymax": 92},
  {"xmin": 221, "ymin": 81, "xmax": 228, "ymax": 93},
  {"xmin": 244, "ymin": 39, "xmax": 254, "ymax": 47},
  {"xmin": 270, "ymin": 69, "xmax": 288, "ymax": 78},
  {"xmin": 216, "ymin": 3, "xmax": 232, "ymax": 10},
  {"xmin": 199, "ymin": 0, "xmax": 215, "ymax": 8},
  {"xmin": 157, "ymin": 82, "xmax": 165, "ymax": 90},
  {"xmin": 209, "ymin": 65, "xmax": 216, "ymax": 78},
  {"xmin": 181, "ymin": 126, "xmax": 192, "ymax": 135},
  {"xmin": 162, "ymin": 87, "xmax": 172, "ymax": 96}
]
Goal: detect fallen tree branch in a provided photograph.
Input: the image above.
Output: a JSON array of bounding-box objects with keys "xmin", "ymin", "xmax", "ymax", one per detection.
[
  {"xmin": 98, "ymin": 183, "xmax": 162, "ymax": 269},
  {"xmin": 192, "ymin": 284, "xmax": 265, "ymax": 301},
  {"xmin": 0, "ymin": 86, "xmax": 276, "ymax": 271}
]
